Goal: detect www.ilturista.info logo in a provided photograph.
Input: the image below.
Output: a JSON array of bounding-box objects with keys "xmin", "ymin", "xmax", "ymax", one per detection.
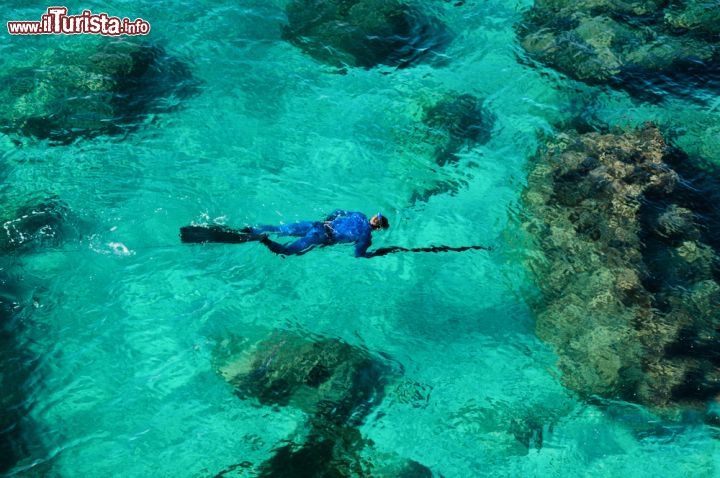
[{"xmin": 7, "ymin": 7, "xmax": 151, "ymax": 36}]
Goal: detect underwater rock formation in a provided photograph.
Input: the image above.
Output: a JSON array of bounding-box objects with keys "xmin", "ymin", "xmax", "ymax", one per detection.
[
  {"xmin": 282, "ymin": 0, "xmax": 452, "ymax": 69},
  {"xmin": 403, "ymin": 92, "xmax": 495, "ymax": 204},
  {"xmin": 225, "ymin": 331, "xmax": 394, "ymax": 426},
  {"xmin": 0, "ymin": 197, "xmax": 75, "ymax": 252},
  {"xmin": 522, "ymin": 123, "xmax": 720, "ymax": 412},
  {"xmin": 517, "ymin": 0, "xmax": 720, "ymax": 100},
  {"xmin": 216, "ymin": 330, "xmax": 432, "ymax": 477},
  {"xmin": 255, "ymin": 434, "xmax": 432, "ymax": 478},
  {"xmin": 422, "ymin": 92, "xmax": 495, "ymax": 166},
  {"xmin": 0, "ymin": 40, "xmax": 199, "ymax": 144}
]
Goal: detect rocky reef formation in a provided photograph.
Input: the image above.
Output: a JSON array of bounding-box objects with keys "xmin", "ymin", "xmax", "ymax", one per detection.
[
  {"xmin": 282, "ymin": 0, "xmax": 452, "ymax": 69},
  {"xmin": 0, "ymin": 40, "xmax": 199, "ymax": 144},
  {"xmin": 215, "ymin": 330, "xmax": 432, "ymax": 477},
  {"xmin": 522, "ymin": 123, "xmax": 720, "ymax": 412},
  {"xmin": 517, "ymin": 0, "xmax": 720, "ymax": 100}
]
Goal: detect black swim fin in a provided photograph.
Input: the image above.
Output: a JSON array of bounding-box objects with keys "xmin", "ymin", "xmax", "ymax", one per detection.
[{"xmin": 180, "ymin": 225, "xmax": 259, "ymax": 244}]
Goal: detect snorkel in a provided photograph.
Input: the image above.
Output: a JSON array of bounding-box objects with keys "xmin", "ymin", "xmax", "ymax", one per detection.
[{"xmin": 371, "ymin": 212, "xmax": 389, "ymax": 230}]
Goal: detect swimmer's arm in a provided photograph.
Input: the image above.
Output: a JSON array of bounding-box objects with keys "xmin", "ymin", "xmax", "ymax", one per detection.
[{"xmin": 354, "ymin": 232, "xmax": 372, "ymax": 258}]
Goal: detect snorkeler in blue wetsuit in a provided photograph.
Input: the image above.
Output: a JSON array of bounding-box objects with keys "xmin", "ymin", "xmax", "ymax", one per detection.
[
  {"xmin": 180, "ymin": 211, "xmax": 389, "ymax": 258},
  {"xmin": 245, "ymin": 210, "xmax": 389, "ymax": 257},
  {"xmin": 181, "ymin": 210, "xmax": 491, "ymax": 257}
]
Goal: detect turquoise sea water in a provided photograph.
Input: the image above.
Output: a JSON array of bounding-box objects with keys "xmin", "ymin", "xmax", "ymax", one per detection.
[{"xmin": 2, "ymin": 1, "xmax": 719, "ymax": 477}]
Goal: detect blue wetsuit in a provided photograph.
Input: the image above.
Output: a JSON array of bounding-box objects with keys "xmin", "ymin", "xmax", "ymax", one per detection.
[{"xmin": 250, "ymin": 210, "xmax": 374, "ymax": 257}]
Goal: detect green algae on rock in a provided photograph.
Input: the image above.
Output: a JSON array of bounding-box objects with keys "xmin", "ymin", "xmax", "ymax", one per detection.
[
  {"xmin": 282, "ymin": 0, "xmax": 453, "ymax": 69},
  {"xmin": 522, "ymin": 123, "xmax": 720, "ymax": 413},
  {"xmin": 516, "ymin": 0, "xmax": 720, "ymax": 100},
  {"xmin": 0, "ymin": 40, "xmax": 200, "ymax": 144}
]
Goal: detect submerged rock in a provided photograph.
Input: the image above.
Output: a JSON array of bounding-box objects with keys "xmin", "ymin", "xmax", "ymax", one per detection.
[
  {"xmin": 0, "ymin": 262, "xmax": 53, "ymax": 476},
  {"xmin": 222, "ymin": 331, "xmax": 397, "ymax": 427},
  {"xmin": 215, "ymin": 330, "xmax": 432, "ymax": 477},
  {"xmin": 0, "ymin": 40, "xmax": 200, "ymax": 144},
  {"xmin": 399, "ymin": 91, "xmax": 495, "ymax": 204},
  {"xmin": 517, "ymin": 0, "xmax": 720, "ymax": 100},
  {"xmin": 522, "ymin": 123, "xmax": 720, "ymax": 413},
  {"xmin": 422, "ymin": 93, "xmax": 495, "ymax": 166},
  {"xmin": 0, "ymin": 196, "xmax": 81, "ymax": 473},
  {"xmin": 0, "ymin": 197, "xmax": 76, "ymax": 252},
  {"xmin": 282, "ymin": 0, "xmax": 453, "ymax": 69},
  {"xmin": 256, "ymin": 434, "xmax": 432, "ymax": 478}
]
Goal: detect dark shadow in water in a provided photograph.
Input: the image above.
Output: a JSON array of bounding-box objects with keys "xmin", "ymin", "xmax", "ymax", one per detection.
[
  {"xmin": 0, "ymin": 196, "xmax": 78, "ymax": 253},
  {"xmin": 409, "ymin": 92, "xmax": 496, "ymax": 205},
  {"xmin": 0, "ymin": 281, "xmax": 37, "ymax": 475},
  {"xmin": 0, "ymin": 195, "xmax": 84, "ymax": 474},
  {"xmin": 423, "ymin": 93, "xmax": 496, "ymax": 166}
]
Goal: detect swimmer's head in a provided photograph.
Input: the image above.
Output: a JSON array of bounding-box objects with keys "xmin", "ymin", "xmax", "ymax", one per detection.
[{"xmin": 370, "ymin": 212, "xmax": 389, "ymax": 230}]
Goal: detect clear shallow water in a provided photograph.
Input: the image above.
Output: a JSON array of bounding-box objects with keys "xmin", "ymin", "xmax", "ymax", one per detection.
[{"xmin": 1, "ymin": 1, "xmax": 719, "ymax": 477}]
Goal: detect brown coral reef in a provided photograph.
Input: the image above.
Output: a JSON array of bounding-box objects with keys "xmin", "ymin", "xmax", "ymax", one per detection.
[
  {"xmin": 522, "ymin": 123, "xmax": 720, "ymax": 412},
  {"xmin": 517, "ymin": 0, "xmax": 720, "ymax": 100}
]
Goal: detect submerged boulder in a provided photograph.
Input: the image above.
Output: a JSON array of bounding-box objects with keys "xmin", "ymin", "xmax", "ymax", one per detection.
[
  {"xmin": 400, "ymin": 91, "xmax": 495, "ymax": 204},
  {"xmin": 215, "ymin": 330, "xmax": 432, "ymax": 477},
  {"xmin": 422, "ymin": 92, "xmax": 495, "ymax": 166},
  {"xmin": 282, "ymin": 0, "xmax": 453, "ymax": 69},
  {"xmin": 522, "ymin": 123, "xmax": 720, "ymax": 413},
  {"xmin": 0, "ymin": 197, "xmax": 77, "ymax": 253},
  {"xmin": 517, "ymin": 0, "xmax": 720, "ymax": 100},
  {"xmin": 219, "ymin": 330, "xmax": 399, "ymax": 427},
  {"xmin": 0, "ymin": 40, "xmax": 200, "ymax": 144}
]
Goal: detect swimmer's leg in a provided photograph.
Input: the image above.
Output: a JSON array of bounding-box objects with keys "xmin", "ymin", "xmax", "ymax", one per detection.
[
  {"xmin": 244, "ymin": 221, "xmax": 316, "ymax": 237},
  {"xmin": 259, "ymin": 227, "xmax": 326, "ymax": 256}
]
